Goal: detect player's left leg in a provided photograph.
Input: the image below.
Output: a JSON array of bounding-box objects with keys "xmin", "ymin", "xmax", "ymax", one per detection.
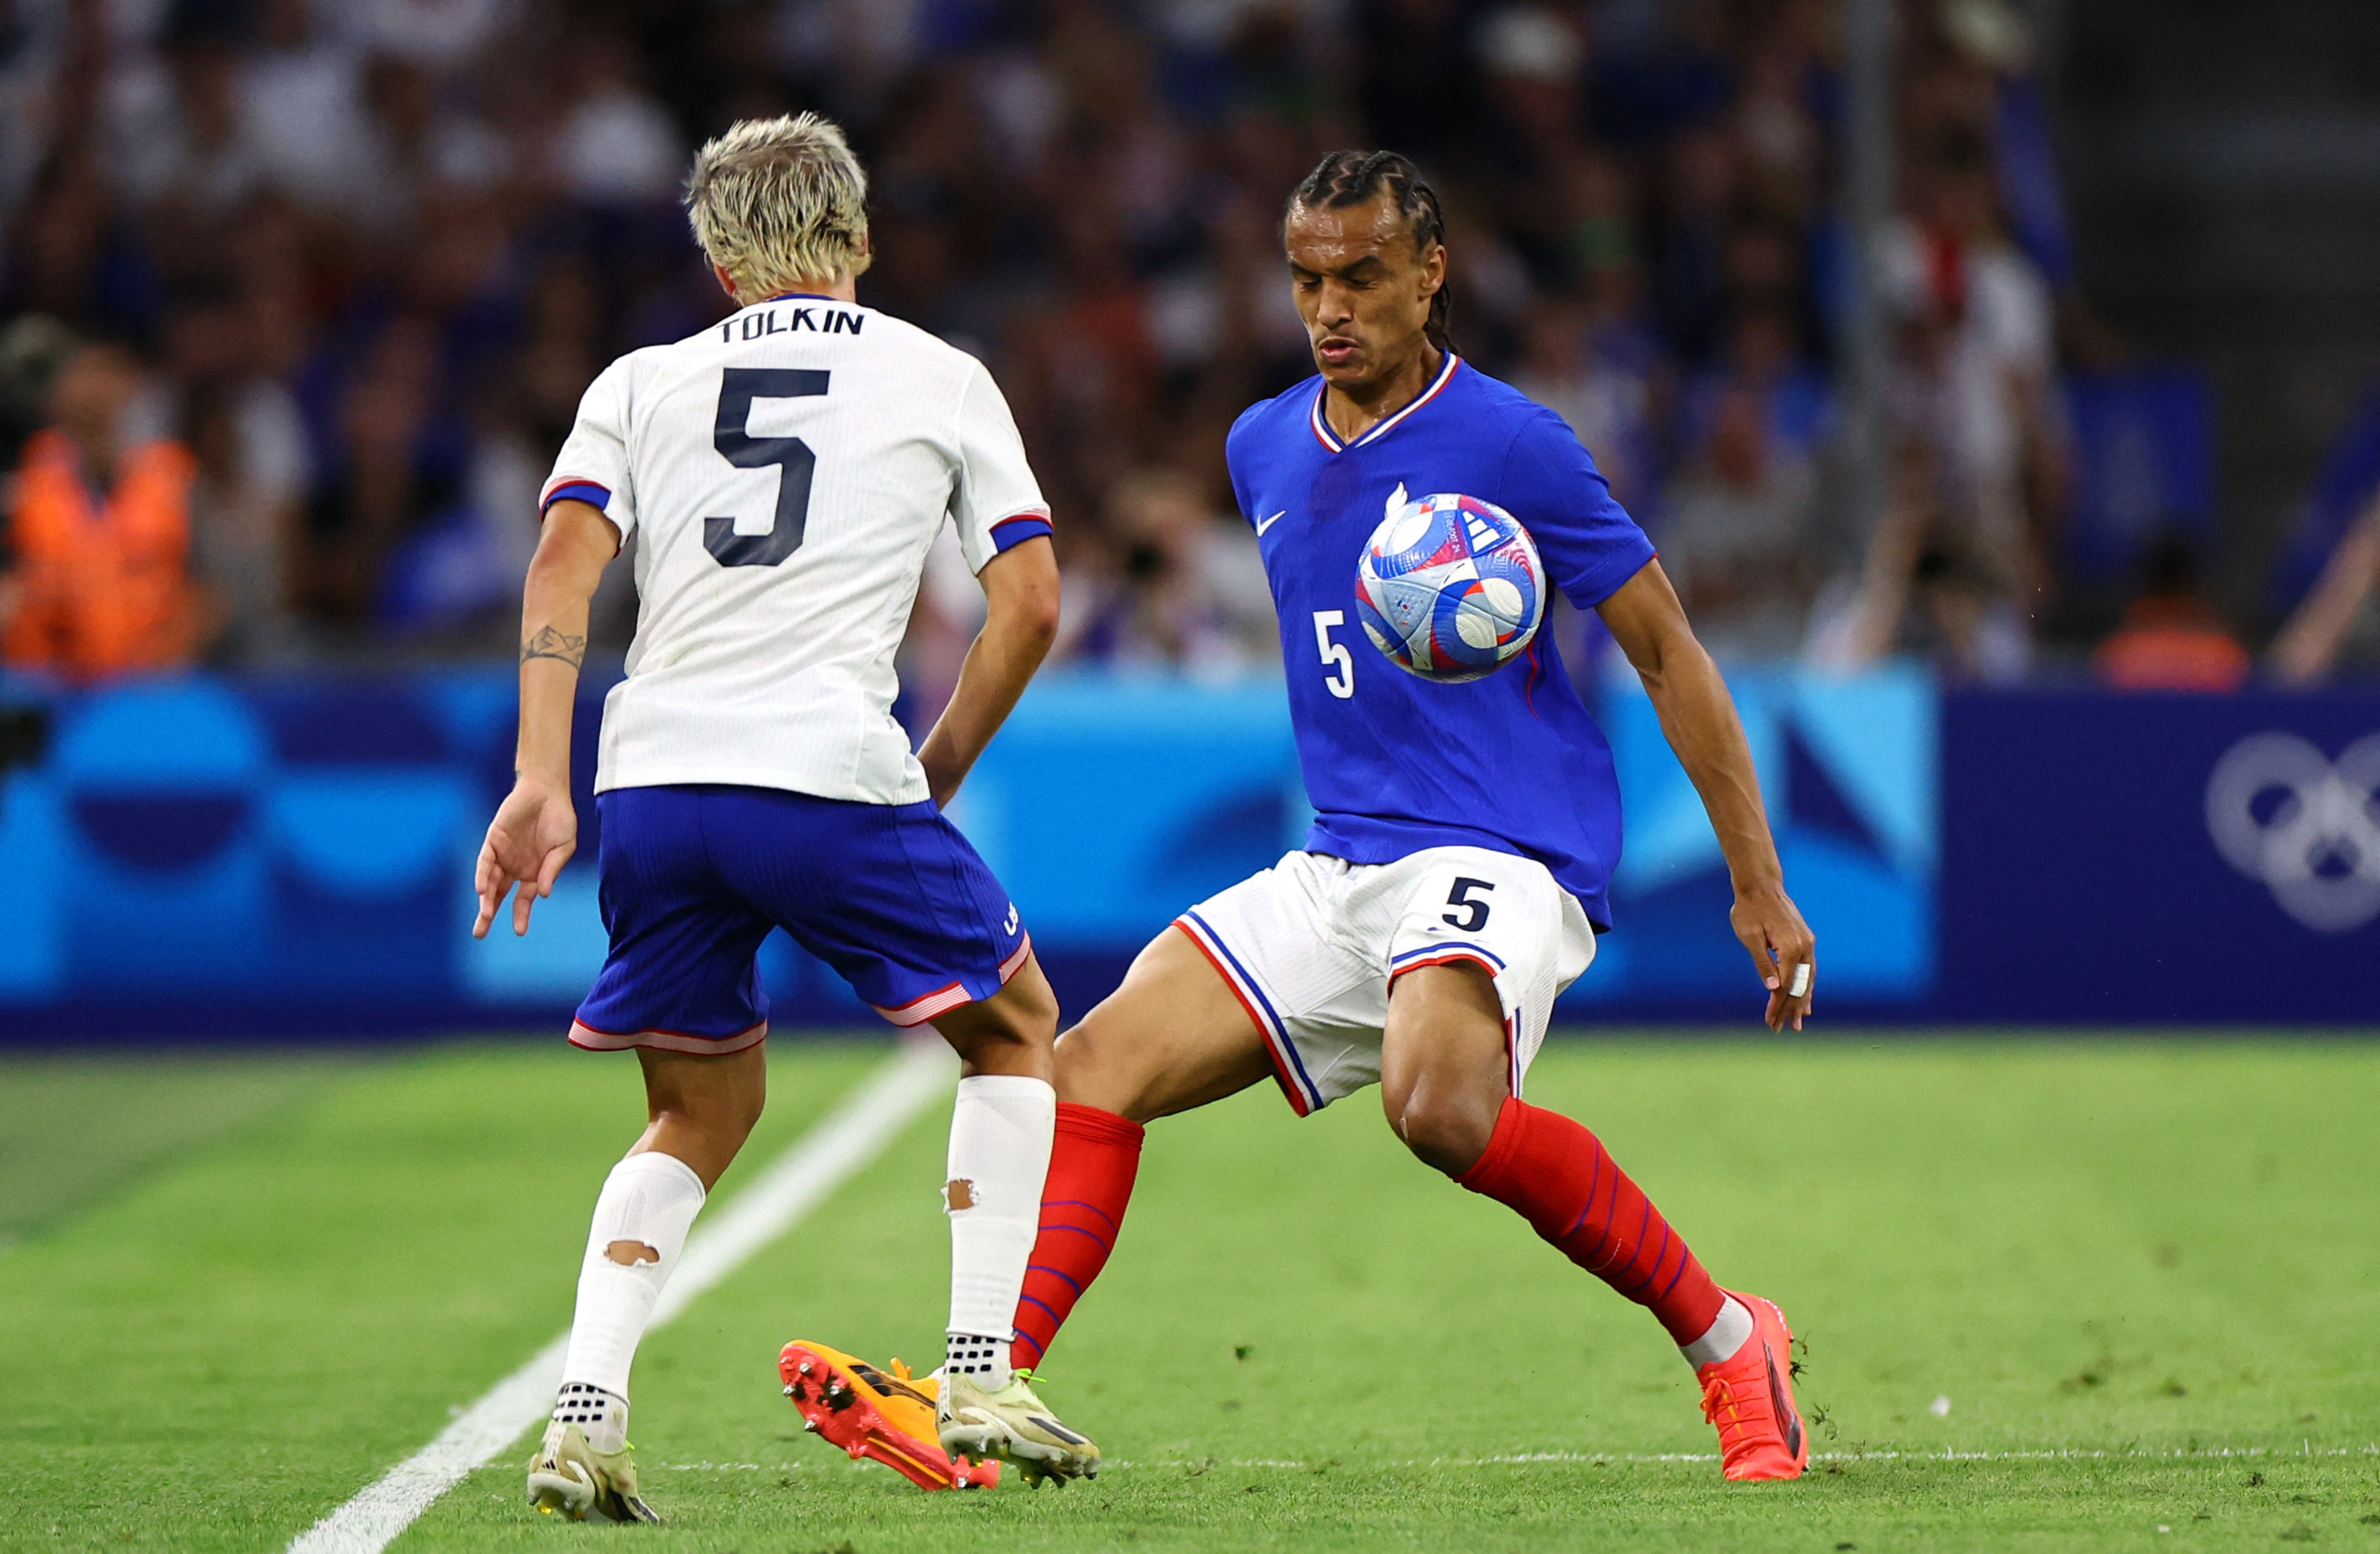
[
  {"xmin": 1376, "ymin": 852, "xmax": 1806, "ymax": 1481},
  {"xmin": 715, "ymin": 788, "xmax": 1094, "ymax": 1481}
]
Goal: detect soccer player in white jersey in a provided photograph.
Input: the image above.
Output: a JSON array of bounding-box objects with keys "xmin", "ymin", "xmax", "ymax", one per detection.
[{"xmin": 472, "ymin": 114, "xmax": 1096, "ymax": 1521}]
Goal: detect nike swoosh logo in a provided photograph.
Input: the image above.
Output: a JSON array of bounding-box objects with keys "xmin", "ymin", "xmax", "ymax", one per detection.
[{"xmin": 1255, "ymin": 510, "xmax": 1286, "ymax": 536}]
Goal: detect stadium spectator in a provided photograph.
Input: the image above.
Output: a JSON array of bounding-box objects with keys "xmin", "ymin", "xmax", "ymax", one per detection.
[
  {"xmin": 1806, "ymin": 440, "xmax": 2030, "ymax": 683},
  {"xmin": 184, "ymin": 379, "xmax": 303, "ymax": 666},
  {"xmin": 1512, "ymin": 295, "xmax": 1658, "ymax": 511},
  {"xmin": 1, "ymin": 340, "xmax": 201, "ymax": 682},
  {"xmin": 0, "ymin": 0, "xmax": 2115, "ymax": 679},
  {"xmin": 2091, "ymin": 536, "xmax": 2250, "ymax": 692},
  {"xmin": 1885, "ymin": 131, "xmax": 2062, "ymax": 559},
  {"xmin": 1070, "ymin": 467, "xmax": 1275, "ymax": 677},
  {"xmin": 1656, "ymin": 311, "xmax": 1828, "ymax": 661},
  {"xmin": 2268, "ymin": 492, "xmax": 2380, "ymax": 685}
]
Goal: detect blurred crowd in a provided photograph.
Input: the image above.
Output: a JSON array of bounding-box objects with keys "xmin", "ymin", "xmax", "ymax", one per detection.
[{"xmin": 2, "ymin": 0, "xmax": 2376, "ymax": 699}]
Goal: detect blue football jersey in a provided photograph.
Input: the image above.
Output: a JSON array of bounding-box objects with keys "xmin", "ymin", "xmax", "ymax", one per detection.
[{"xmin": 1225, "ymin": 354, "xmax": 1657, "ymax": 929}]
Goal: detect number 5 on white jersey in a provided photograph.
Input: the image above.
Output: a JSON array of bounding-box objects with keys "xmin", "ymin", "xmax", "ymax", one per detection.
[{"xmin": 1313, "ymin": 610, "xmax": 1355, "ymax": 699}]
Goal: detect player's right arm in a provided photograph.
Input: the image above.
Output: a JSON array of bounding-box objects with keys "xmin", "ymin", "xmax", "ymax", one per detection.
[{"xmin": 473, "ymin": 497, "xmax": 618, "ymax": 939}]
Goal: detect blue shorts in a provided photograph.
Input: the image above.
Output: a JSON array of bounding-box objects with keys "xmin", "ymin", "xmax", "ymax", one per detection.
[{"xmin": 570, "ymin": 784, "xmax": 1031, "ymax": 1055}]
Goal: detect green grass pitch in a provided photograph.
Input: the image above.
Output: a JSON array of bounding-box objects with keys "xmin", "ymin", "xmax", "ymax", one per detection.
[{"xmin": 2, "ymin": 1037, "xmax": 2375, "ymax": 1551}]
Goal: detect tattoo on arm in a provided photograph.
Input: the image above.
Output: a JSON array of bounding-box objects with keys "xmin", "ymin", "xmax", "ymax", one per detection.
[{"xmin": 520, "ymin": 626, "xmax": 587, "ymax": 669}]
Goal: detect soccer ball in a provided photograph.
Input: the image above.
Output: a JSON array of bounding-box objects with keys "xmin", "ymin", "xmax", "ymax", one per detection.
[{"xmin": 1355, "ymin": 490, "xmax": 1546, "ymax": 681}]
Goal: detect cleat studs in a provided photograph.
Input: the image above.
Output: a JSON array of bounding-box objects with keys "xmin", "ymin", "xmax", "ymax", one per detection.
[
  {"xmin": 782, "ymin": 1384, "xmax": 796, "ymax": 1397},
  {"xmin": 798, "ymin": 1361, "xmax": 813, "ymax": 1375},
  {"xmin": 802, "ymin": 1420, "xmax": 818, "ymax": 1433}
]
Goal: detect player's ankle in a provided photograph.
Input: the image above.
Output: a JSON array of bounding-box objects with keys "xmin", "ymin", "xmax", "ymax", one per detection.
[
  {"xmin": 554, "ymin": 1381, "xmax": 629, "ymax": 1455},
  {"xmin": 1679, "ymin": 1295, "xmax": 1754, "ymax": 1370},
  {"xmin": 945, "ymin": 1331, "xmax": 1014, "ymax": 1392}
]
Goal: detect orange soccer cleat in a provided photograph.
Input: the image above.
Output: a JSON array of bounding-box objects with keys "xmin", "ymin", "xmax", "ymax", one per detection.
[
  {"xmin": 1695, "ymin": 1291, "xmax": 1809, "ymax": 1481},
  {"xmin": 779, "ymin": 1341, "xmax": 1000, "ymax": 1492}
]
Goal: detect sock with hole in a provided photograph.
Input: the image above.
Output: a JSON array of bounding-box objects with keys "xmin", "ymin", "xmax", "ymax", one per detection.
[
  {"xmin": 942, "ymin": 1073, "xmax": 1056, "ymax": 1391},
  {"xmin": 558, "ymin": 1150, "xmax": 706, "ymax": 1410}
]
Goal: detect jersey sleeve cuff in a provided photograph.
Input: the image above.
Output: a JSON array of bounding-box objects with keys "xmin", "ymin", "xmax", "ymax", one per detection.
[
  {"xmin": 541, "ymin": 478, "xmax": 612, "ymax": 514},
  {"xmin": 1565, "ymin": 546, "xmax": 1659, "ymax": 608},
  {"xmin": 988, "ymin": 509, "xmax": 1054, "ymax": 552}
]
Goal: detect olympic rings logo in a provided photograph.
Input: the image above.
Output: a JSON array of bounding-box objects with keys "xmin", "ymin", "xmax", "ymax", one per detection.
[{"xmin": 2204, "ymin": 732, "xmax": 2380, "ymax": 932}]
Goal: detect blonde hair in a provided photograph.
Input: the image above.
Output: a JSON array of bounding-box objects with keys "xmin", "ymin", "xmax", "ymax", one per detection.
[{"xmin": 685, "ymin": 113, "xmax": 873, "ymax": 298}]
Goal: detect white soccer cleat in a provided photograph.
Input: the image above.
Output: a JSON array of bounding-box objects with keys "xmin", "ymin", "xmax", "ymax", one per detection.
[
  {"xmin": 524, "ymin": 1419, "xmax": 660, "ymax": 1523},
  {"xmin": 935, "ymin": 1371, "xmax": 1100, "ymax": 1486}
]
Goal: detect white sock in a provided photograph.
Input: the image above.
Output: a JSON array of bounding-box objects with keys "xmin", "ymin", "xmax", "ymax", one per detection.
[
  {"xmin": 942, "ymin": 1073, "xmax": 1056, "ymax": 1391},
  {"xmin": 551, "ymin": 1381, "xmax": 629, "ymax": 1454},
  {"xmin": 1680, "ymin": 1295, "xmax": 1755, "ymax": 1370},
  {"xmin": 558, "ymin": 1151, "xmax": 707, "ymax": 1414}
]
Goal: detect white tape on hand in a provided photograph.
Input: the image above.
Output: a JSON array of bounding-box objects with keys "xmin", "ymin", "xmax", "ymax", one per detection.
[{"xmin": 1787, "ymin": 963, "xmax": 1811, "ymax": 999}]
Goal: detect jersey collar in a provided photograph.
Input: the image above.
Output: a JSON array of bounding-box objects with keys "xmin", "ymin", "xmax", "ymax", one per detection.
[
  {"xmin": 1310, "ymin": 352, "xmax": 1462, "ymax": 453},
  {"xmin": 763, "ymin": 291, "xmax": 843, "ymax": 303}
]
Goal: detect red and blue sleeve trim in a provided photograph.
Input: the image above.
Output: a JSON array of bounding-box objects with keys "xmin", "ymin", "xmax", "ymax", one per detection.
[
  {"xmin": 989, "ymin": 508, "xmax": 1054, "ymax": 553},
  {"xmin": 541, "ymin": 478, "xmax": 611, "ymax": 514}
]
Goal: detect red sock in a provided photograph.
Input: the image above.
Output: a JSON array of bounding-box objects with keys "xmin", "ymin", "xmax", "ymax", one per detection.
[
  {"xmin": 1460, "ymin": 1096, "xmax": 1726, "ymax": 1346},
  {"xmin": 1012, "ymin": 1102, "xmax": 1143, "ymax": 1368}
]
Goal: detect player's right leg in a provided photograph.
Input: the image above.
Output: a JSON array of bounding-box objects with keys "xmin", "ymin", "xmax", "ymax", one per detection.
[
  {"xmin": 915, "ymin": 957, "xmax": 1107, "ymax": 1483},
  {"xmin": 785, "ymin": 922, "xmax": 1274, "ymax": 1488},
  {"xmin": 530, "ymin": 787, "xmax": 778, "ymax": 1522},
  {"xmin": 704, "ymin": 787, "xmax": 1097, "ymax": 1481}
]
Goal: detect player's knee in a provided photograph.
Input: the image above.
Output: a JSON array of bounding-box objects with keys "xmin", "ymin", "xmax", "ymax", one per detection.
[
  {"xmin": 984, "ymin": 973, "xmax": 1059, "ymax": 1051},
  {"xmin": 1050, "ymin": 1024, "xmax": 1103, "ymax": 1102},
  {"xmin": 938, "ymin": 971, "xmax": 1059, "ymax": 1071},
  {"xmin": 1385, "ymin": 1082, "xmax": 1500, "ymax": 1178},
  {"xmin": 674, "ymin": 1079, "xmax": 763, "ymax": 1144}
]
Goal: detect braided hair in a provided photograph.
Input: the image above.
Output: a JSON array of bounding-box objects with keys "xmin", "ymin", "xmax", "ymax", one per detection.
[{"xmin": 1285, "ymin": 150, "xmax": 1452, "ymax": 352}]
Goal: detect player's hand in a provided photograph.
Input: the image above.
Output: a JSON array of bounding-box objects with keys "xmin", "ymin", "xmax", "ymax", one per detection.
[
  {"xmin": 1731, "ymin": 881, "xmax": 1815, "ymax": 1032},
  {"xmin": 473, "ymin": 780, "xmax": 577, "ymax": 939}
]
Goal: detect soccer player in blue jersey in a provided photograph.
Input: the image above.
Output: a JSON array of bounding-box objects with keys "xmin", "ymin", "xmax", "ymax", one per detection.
[{"xmin": 793, "ymin": 150, "xmax": 1818, "ymax": 1483}]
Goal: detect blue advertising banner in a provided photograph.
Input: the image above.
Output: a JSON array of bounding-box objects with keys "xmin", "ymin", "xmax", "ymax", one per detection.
[
  {"xmin": 1939, "ymin": 691, "xmax": 2379, "ymax": 1023},
  {"xmin": 0, "ymin": 667, "xmax": 2369, "ymax": 1040},
  {"xmin": 1570, "ymin": 664, "xmax": 1936, "ymax": 1017}
]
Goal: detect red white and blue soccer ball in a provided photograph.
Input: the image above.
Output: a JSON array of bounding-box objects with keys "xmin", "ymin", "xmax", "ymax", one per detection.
[{"xmin": 1356, "ymin": 491, "xmax": 1546, "ymax": 682}]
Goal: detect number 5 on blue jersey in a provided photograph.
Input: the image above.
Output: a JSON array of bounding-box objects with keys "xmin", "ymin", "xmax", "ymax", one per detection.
[{"xmin": 1313, "ymin": 609, "xmax": 1355, "ymax": 698}]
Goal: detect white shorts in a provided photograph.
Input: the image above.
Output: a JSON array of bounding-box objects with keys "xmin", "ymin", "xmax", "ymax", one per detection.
[{"xmin": 1174, "ymin": 847, "xmax": 1596, "ymax": 1116}]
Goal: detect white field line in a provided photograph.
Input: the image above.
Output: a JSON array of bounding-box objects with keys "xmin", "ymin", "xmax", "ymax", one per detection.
[
  {"xmin": 286, "ymin": 1040, "xmax": 954, "ymax": 1554},
  {"xmin": 648, "ymin": 1442, "xmax": 2380, "ymax": 1473}
]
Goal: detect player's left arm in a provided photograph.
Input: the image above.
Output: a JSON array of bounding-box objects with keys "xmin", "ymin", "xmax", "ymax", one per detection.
[
  {"xmin": 1597, "ymin": 559, "xmax": 1816, "ymax": 1031},
  {"xmin": 473, "ymin": 499, "xmax": 618, "ymax": 938},
  {"xmin": 917, "ymin": 533, "xmax": 1060, "ymax": 809}
]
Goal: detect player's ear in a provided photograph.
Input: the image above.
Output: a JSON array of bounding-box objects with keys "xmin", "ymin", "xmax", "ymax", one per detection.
[
  {"xmin": 711, "ymin": 263, "xmax": 742, "ymax": 304},
  {"xmin": 1418, "ymin": 240, "xmax": 1446, "ymax": 303}
]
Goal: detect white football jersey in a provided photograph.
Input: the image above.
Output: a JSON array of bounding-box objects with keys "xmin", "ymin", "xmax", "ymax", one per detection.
[{"xmin": 542, "ymin": 294, "xmax": 1051, "ymax": 804}]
